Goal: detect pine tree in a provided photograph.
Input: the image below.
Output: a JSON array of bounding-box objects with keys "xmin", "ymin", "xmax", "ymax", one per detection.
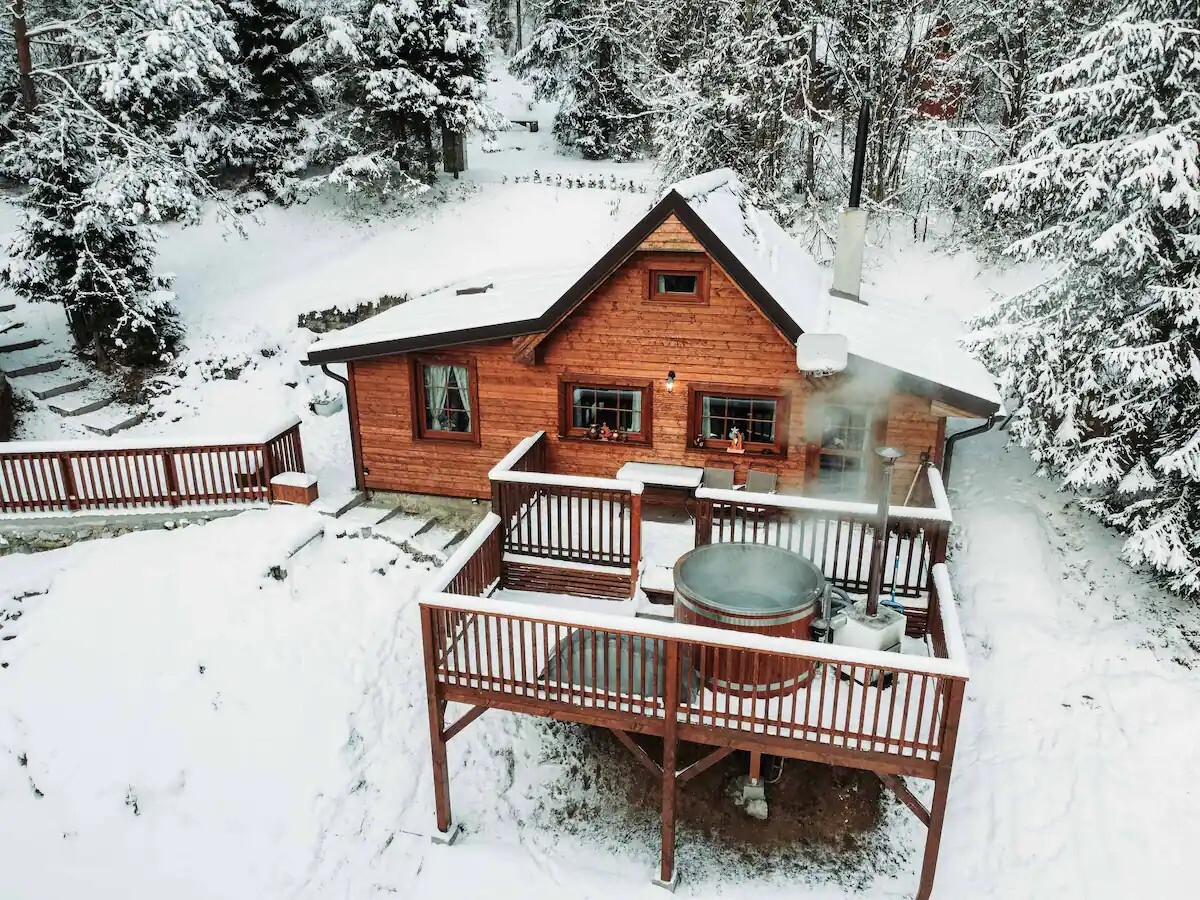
[
  {"xmin": 1, "ymin": 0, "xmax": 241, "ymax": 366},
  {"xmin": 652, "ymin": 0, "xmax": 816, "ymax": 218},
  {"xmin": 216, "ymin": 0, "xmax": 321, "ymax": 200},
  {"xmin": 313, "ymin": 0, "xmax": 497, "ymax": 191},
  {"xmin": 972, "ymin": 2, "xmax": 1200, "ymax": 595},
  {"xmin": 512, "ymin": 0, "xmax": 652, "ymax": 161}
]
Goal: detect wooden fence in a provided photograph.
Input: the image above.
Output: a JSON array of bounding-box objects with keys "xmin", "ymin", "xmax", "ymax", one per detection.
[
  {"xmin": 695, "ymin": 470, "xmax": 952, "ymax": 635},
  {"xmin": 489, "ymin": 431, "xmax": 642, "ymax": 578},
  {"xmin": 422, "ymin": 589, "xmax": 965, "ymax": 777},
  {"xmin": 0, "ymin": 417, "xmax": 305, "ymax": 514},
  {"xmin": 421, "ymin": 506, "xmax": 970, "ymax": 899}
]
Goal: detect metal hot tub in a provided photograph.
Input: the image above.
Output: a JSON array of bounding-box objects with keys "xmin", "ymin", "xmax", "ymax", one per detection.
[{"xmin": 673, "ymin": 542, "xmax": 824, "ymax": 697}]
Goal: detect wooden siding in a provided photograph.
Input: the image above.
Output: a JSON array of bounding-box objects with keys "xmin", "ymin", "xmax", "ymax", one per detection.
[
  {"xmin": 352, "ymin": 218, "xmax": 949, "ymax": 502},
  {"xmin": 637, "ymin": 213, "xmax": 704, "ymax": 252}
]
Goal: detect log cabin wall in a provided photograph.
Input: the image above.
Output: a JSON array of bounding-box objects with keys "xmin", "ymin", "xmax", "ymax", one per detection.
[{"xmin": 350, "ymin": 217, "xmax": 945, "ymax": 502}]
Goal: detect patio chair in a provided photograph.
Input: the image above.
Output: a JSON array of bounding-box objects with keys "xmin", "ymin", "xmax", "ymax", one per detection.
[
  {"xmin": 744, "ymin": 468, "xmax": 778, "ymax": 494},
  {"xmin": 701, "ymin": 466, "xmax": 736, "ymax": 491}
]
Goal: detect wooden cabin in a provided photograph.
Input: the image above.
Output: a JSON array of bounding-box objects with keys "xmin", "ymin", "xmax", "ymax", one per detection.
[{"xmin": 306, "ymin": 170, "xmax": 999, "ymax": 506}]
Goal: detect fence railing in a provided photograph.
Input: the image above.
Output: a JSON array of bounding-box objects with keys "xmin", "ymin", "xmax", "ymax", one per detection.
[
  {"xmin": 489, "ymin": 431, "xmax": 643, "ymax": 572},
  {"xmin": 0, "ymin": 417, "xmax": 305, "ymax": 514},
  {"xmin": 421, "ymin": 564, "xmax": 967, "ymax": 774},
  {"xmin": 694, "ymin": 468, "xmax": 951, "ymax": 630}
]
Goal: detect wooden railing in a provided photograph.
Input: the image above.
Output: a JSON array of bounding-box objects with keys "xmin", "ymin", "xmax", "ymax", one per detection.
[
  {"xmin": 421, "ymin": 569, "xmax": 967, "ymax": 777},
  {"xmin": 489, "ymin": 431, "xmax": 643, "ymax": 572},
  {"xmin": 694, "ymin": 468, "xmax": 952, "ymax": 633},
  {"xmin": 431, "ymin": 513, "xmax": 503, "ymax": 598},
  {"xmin": 0, "ymin": 417, "xmax": 305, "ymax": 514}
]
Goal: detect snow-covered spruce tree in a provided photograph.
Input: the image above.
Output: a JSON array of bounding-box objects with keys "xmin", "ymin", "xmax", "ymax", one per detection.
[
  {"xmin": 1, "ymin": 0, "xmax": 241, "ymax": 366},
  {"xmin": 512, "ymin": 0, "xmax": 653, "ymax": 161},
  {"xmin": 214, "ymin": 1, "xmax": 321, "ymax": 200},
  {"xmin": 971, "ymin": 3, "xmax": 1200, "ymax": 595},
  {"xmin": 311, "ymin": 0, "xmax": 497, "ymax": 192},
  {"xmin": 652, "ymin": 0, "xmax": 817, "ymax": 220}
]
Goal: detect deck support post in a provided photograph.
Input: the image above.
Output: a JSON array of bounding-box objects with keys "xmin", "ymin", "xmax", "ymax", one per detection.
[
  {"xmin": 917, "ymin": 679, "xmax": 966, "ymax": 899},
  {"xmin": 656, "ymin": 641, "xmax": 680, "ymax": 890},
  {"xmin": 421, "ymin": 606, "xmax": 454, "ymax": 838},
  {"xmin": 629, "ymin": 491, "xmax": 643, "ymax": 597}
]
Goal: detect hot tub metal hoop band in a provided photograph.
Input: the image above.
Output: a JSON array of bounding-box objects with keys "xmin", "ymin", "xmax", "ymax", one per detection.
[{"xmin": 675, "ymin": 595, "xmax": 816, "ymax": 628}]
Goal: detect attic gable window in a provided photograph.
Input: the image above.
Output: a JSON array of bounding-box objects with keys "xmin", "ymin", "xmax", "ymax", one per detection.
[
  {"xmin": 412, "ymin": 357, "xmax": 480, "ymax": 444},
  {"xmin": 647, "ymin": 256, "xmax": 708, "ymax": 304}
]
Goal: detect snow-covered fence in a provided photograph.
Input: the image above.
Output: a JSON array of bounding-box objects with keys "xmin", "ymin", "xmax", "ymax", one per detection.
[
  {"xmin": 694, "ymin": 468, "xmax": 952, "ymax": 636},
  {"xmin": 420, "ymin": 588, "xmax": 968, "ymax": 768},
  {"xmin": 0, "ymin": 417, "xmax": 305, "ymax": 515},
  {"xmin": 490, "ymin": 431, "xmax": 643, "ymax": 583}
]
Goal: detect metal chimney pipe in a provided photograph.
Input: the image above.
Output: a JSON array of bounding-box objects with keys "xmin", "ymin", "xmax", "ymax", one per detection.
[
  {"xmin": 848, "ymin": 101, "xmax": 870, "ymax": 208},
  {"xmin": 865, "ymin": 447, "xmax": 904, "ymax": 617}
]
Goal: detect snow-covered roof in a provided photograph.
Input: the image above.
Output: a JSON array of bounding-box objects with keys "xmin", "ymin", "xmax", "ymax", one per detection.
[
  {"xmin": 675, "ymin": 169, "xmax": 1001, "ymax": 411},
  {"xmin": 306, "ymin": 169, "xmax": 1000, "ymax": 415},
  {"xmin": 307, "ymin": 263, "xmax": 590, "ymax": 358}
]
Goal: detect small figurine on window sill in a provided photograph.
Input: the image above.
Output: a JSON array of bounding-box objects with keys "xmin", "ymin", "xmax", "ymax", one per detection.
[
  {"xmin": 693, "ymin": 434, "xmax": 706, "ymax": 449},
  {"xmin": 600, "ymin": 423, "xmax": 613, "ymax": 441},
  {"xmin": 727, "ymin": 428, "xmax": 746, "ymax": 454},
  {"xmin": 586, "ymin": 423, "xmax": 601, "ymax": 440}
]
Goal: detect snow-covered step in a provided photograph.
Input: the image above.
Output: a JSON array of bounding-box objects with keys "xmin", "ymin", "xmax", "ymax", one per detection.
[
  {"xmin": 0, "ymin": 315, "xmax": 19, "ymax": 334},
  {"xmin": 0, "ymin": 301, "xmax": 15, "ymax": 313},
  {"xmin": 80, "ymin": 406, "xmax": 146, "ymax": 437},
  {"xmin": 48, "ymin": 391, "xmax": 114, "ymax": 417},
  {"xmin": 0, "ymin": 348, "xmax": 63, "ymax": 378},
  {"xmin": 370, "ymin": 512, "xmax": 431, "ymax": 545},
  {"xmin": 0, "ymin": 333, "xmax": 40, "ymax": 354},
  {"xmin": 411, "ymin": 521, "xmax": 467, "ymax": 557},
  {"xmin": 24, "ymin": 371, "xmax": 91, "ymax": 401},
  {"xmin": 311, "ymin": 488, "xmax": 365, "ymax": 518},
  {"xmin": 334, "ymin": 503, "xmax": 395, "ymax": 531}
]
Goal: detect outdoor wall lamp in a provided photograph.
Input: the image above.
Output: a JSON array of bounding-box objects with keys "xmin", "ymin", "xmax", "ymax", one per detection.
[{"xmin": 665, "ymin": 371, "xmax": 676, "ymax": 393}]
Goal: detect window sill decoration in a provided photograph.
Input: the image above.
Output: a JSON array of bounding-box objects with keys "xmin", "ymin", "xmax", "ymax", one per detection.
[
  {"xmin": 726, "ymin": 428, "xmax": 746, "ymax": 455},
  {"xmin": 585, "ymin": 423, "xmax": 630, "ymax": 443}
]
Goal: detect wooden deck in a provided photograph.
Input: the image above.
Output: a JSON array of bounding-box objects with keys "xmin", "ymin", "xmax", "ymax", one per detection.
[{"xmin": 421, "ymin": 431, "xmax": 968, "ymax": 898}]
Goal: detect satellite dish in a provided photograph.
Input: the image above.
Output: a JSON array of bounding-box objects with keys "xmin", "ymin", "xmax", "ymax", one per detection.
[{"xmin": 796, "ymin": 333, "xmax": 848, "ymax": 376}]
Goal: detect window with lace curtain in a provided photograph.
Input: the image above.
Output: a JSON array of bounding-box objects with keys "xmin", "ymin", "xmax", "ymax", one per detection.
[{"xmin": 412, "ymin": 358, "xmax": 479, "ymax": 443}]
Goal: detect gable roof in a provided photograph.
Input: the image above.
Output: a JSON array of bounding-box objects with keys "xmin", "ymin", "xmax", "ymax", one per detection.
[{"xmin": 306, "ymin": 170, "xmax": 1001, "ymax": 417}]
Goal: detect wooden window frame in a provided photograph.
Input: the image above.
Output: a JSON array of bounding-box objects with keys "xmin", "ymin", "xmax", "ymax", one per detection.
[
  {"xmin": 646, "ymin": 253, "xmax": 709, "ymax": 305},
  {"xmin": 557, "ymin": 375, "xmax": 654, "ymax": 445},
  {"xmin": 809, "ymin": 401, "xmax": 885, "ymax": 498},
  {"xmin": 686, "ymin": 383, "xmax": 789, "ymax": 457},
  {"xmin": 410, "ymin": 356, "xmax": 481, "ymax": 445}
]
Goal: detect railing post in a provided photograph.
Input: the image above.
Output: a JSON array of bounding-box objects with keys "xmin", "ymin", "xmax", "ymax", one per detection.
[
  {"xmin": 658, "ymin": 640, "xmax": 680, "ymax": 888},
  {"xmin": 629, "ymin": 491, "xmax": 642, "ymax": 598},
  {"xmin": 694, "ymin": 498, "xmax": 713, "ymax": 546},
  {"xmin": 917, "ymin": 678, "xmax": 966, "ymax": 900},
  {"xmin": 421, "ymin": 605, "xmax": 454, "ymax": 837},
  {"xmin": 162, "ymin": 450, "xmax": 181, "ymax": 507},
  {"xmin": 290, "ymin": 424, "xmax": 305, "ymax": 472},
  {"xmin": 58, "ymin": 453, "xmax": 80, "ymax": 511}
]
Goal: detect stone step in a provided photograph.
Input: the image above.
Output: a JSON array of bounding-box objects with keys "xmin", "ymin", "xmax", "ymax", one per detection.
[
  {"xmin": 312, "ymin": 489, "xmax": 365, "ymax": 518},
  {"xmin": 0, "ymin": 334, "xmax": 42, "ymax": 354},
  {"xmin": 336, "ymin": 504, "xmax": 395, "ymax": 529},
  {"xmin": 370, "ymin": 513, "xmax": 431, "ymax": 546},
  {"xmin": 0, "ymin": 348, "xmax": 63, "ymax": 378},
  {"xmin": 411, "ymin": 521, "xmax": 466, "ymax": 557},
  {"xmin": 49, "ymin": 392, "xmax": 114, "ymax": 417},
  {"xmin": 80, "ymin": 407, "xmax": 146, "ymax": 437},
  {"xmin": 24, "ymin": 372, "xmax": 91, "ymax": 401}
]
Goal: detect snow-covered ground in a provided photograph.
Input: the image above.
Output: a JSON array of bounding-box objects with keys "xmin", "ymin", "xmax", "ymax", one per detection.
[
  {"xmin": 1, "ymin": 57, "xmax": 1193, "ymax": 900},
  {"xmin": 1, "ymin": 429, "xmax": 1194, "ymax": 899}
]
